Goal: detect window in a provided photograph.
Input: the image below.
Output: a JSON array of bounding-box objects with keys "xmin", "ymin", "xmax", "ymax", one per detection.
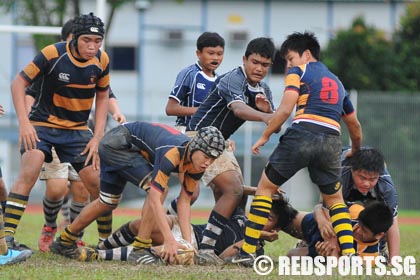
[{"xmin": 107, "ymin": 46, "xmax": 136, "ymax": 71}]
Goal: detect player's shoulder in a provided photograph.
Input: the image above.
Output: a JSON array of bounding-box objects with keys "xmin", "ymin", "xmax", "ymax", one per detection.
[
  {"xmin": 177, "ymin": 63, "xmax": 200, "ymax": 77},
  {"xmin": 41, "ymin": 42, "xmax": 66, "ymax": 60}
]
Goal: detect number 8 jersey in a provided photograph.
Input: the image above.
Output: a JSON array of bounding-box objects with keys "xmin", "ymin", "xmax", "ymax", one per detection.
[{"xmin": 285, "ymin": 61, "xmax": 355, "ymax": 133}]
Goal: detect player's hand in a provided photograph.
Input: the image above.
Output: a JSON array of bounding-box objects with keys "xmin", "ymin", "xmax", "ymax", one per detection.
[
  {"xmin": 263, "ymin": 230, "xmax": 279, "ymax": 242},
  {"xmin": 19, "ymin": 121, "xmax": 40, "ymax": 151},
  {"xmin": 317, "ymin": 220, "xmax": 336, "ymax": 240},
  {"xmin": 315, "ymin": 240, "xmax": 339, "ymax": 258},
  {"xmin": 0, "ymin": 104, "xmax": 5, "ymax": 116},
  {"xmin": 160, "ymin": 239, "xmax": 187, "ymax": 264},
  {"xmin": 112, "ymin": 112, "xmax": 126, "ymax": 124},
  {"xmin": 252, "ymin": 135, "xmax": 269, "ymax": 155},
  {"xmin": 255, "ymin": 93, "xmax": 272, "ymax": 113},
  {"xmin": 81, "ymin": 137, "xmax": 100, "ymax": 170}
]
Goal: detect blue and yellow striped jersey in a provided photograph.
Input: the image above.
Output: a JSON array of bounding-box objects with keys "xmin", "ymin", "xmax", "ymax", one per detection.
[
  {"xmin": 124, "ymin": 121, "xmax": 203, "ymax": 195},
  {"xmin": 21, "ymin": 41, "xmax": 110, "ymax": 130},
  {"xmin": 285, "ymin": 61, "xmax": 355, "ymax": 133}
]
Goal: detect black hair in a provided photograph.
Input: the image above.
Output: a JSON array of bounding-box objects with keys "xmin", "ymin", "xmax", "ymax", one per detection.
[
  {"xmin": 279, "ymin": 31, "xmax": 320, "ymax": 61},
  {"xmin": 244, "ymin": 37, "xmax": 275, "ymax": 60},
  {"xmin": 61, "ymin": 18, "xmax": 75, "ymax": 41},
  {"xmin": 271, "ymin": 196, "xmax": 298, "ymax": 229},
  {"xmin": 351, "ymin": 148, "xmax": 385, "ymax": 174},
  {"xmin": 358, "ymin": 201, "xmax": 393, "ymax": 235},
  {"xmin": 196, "ymin": 32, "xmax": 225, "ymax": 51}
]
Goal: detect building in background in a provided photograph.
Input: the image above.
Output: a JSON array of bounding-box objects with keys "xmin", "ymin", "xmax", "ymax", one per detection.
[{"xmin": 0, "ymin": 0, "xmax": 412, "ymax": 209}]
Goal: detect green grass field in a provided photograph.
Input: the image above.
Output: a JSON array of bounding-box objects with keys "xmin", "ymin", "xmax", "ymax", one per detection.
[{"xmin": 0, "ymin": 210, "xmax": 419, "ymax": 279}]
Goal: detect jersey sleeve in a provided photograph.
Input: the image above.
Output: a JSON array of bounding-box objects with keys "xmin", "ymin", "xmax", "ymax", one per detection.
[
  {"xmin": 150, "ymin": 148, "xmax": 180, "ymax": 193},
  {"xmin": 109, "ymin": 87, "xmax": 116, "ymax": 99},
  {"xmin": 377, "ymin": 172, "xmax": 398, "ymax": 217},
  {"xmin": 218, "ymin": 72, "xmax": 247, "ymax": 107},
  {"xmin": 20, "ymin": 45, "xmax": 58, "ymax": 83},
  {"xmin": 96, "ymin": 50, "xmax": 110, "ymax": 91},
  {"xmin": 169, "ymin": 68, "xmax": 194, "ymax": 103},
  {"xmin": 284, "ymin": 66, "xmax": 304, "ymax": 93},
  {"xmin": 342, "ymin": 91, "xmax": 355, "ymax": 116},
  {"xmin": 182, "ymin": 172, "xmax": 203, "ymax": 196}
]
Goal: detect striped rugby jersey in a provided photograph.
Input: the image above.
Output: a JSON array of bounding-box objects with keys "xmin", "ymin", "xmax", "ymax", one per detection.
[
  {"xmin": 187, "ymin": 66, "xmax": 274, "ymax": 139},
  {"xmin": 169, "ymin": 62, "xmax": 218, "ymax": 126},
  {"xmin": 21, "ymin": 41, "xmax": 110, "ymax": 130},
  {"xmin": 286, "ymin": 61, "xmax": 355, "ymax": 133},
  {"xmin": 123, "ymin": 121, "xmax": 203, "ymax": 195}
]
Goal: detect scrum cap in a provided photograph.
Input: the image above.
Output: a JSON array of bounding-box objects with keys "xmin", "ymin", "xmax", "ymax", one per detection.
[
  {"xmin": 189, "ymin": 126, "xmax": 225, "ymax": 159},
  {"xmin": 72, "ymin": 12, "xmax": 105, "ymax": 40}
]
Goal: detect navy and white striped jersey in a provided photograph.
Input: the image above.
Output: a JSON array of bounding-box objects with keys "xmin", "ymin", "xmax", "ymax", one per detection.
[
  {"xmin": 169, "ymin": 62, "xmax": 218, "ymax": 126},
  {"xmin": 187, "ymin": 66, "xmax": 274, "ymax": 139}
]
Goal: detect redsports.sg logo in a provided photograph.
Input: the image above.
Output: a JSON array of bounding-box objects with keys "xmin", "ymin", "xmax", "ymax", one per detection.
[{"xmin": 253, "ymin": 255, "xmax": 417, "ymax": 277}]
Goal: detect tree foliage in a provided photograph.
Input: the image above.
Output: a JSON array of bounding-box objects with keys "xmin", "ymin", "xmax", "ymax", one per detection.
[
  {"xmin": 322, "ymin": 16, "xmax": 399, "ymax": 91},
  {"xmin": 323, "ymin": 1, "xmax": 420, "ymax": 92},
  {"xmin": 393, "ymin": 0, "xmax": 420, "ymax": 91},
  {"xmin": 0, "ymin": 0, "xmax": 134, "ymax": 51}
]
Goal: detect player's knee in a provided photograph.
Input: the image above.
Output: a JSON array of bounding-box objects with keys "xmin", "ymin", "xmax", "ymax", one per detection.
[
  {"xmin": 99, "ymin": 191, "xmax": 121, "ymax": 209},
  {"xmin": 319, "ymin": 181, "xmax": 342, "ymax": 196},
  {"xmin": 212, "ymin": 171, "xmax": 243, "ymax": 195},
  {"xmin": 264, "ymin": 163, "xmax": 287, "ymax": 187}
]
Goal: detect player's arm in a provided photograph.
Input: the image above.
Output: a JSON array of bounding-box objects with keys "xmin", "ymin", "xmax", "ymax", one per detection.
[
  {"xmin": 314, "ymin": 203, "xmax": 335, "ymax": 239},
  {"xmin": 387, "ymin": 217, "xmax": 400, "ymax": 262},
  {"xmin": 342, "ymin": 113, "xmax": 362, "ymax": 157},
  {"xmin": 108, "ymin": 96, "xmax": 126, "ymax": 123},
  {"xmin": 11, "ymin": 75, "xmax": 39, "ymax": 151},
  {"xmin": 165, "ymin": 97, "xmax": 198, "ymax": 117},
  {"xmin": 148, "ymin": 186, "xmax": 182, "ymax": 264},
  {"xmin": 252, "ymin": 90, "xmax": 298, "ymax": 155},
  {"xmin": 176, "ymin": 186, "xmax": 193, "ymax": 244},
  {"xmin": 229, "ymin": 101, "xmax": 273, "ymax": 124},
  {"xmin": 25, "ymin": 95, "xmax": 35, "ymax": 115},
  {"xmin": 82, "ymin": 88, "xmax": 109, "ymax": 168}
]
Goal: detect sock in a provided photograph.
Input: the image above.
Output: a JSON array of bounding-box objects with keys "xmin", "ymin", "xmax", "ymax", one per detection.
[
  {"xmin": 97, "ymin": 211, "xmax": 113, "ymax": 241},
  {"xmin": 0, "ymin": 207, "xmax": 7, "ymax": 254},
  {"xmin": 166, "ymin": 198, "xmax": 178, "ymax": 215},
  {"xmin": 242, "ymin": 195, "xmax": 272, "ymax": 255},
  {"xmin": 59, "ymin": 225, "xmax": 79, "ymax": 246},
  {"xmin": 43, "ymin": 197, "xmax": 63, "ymax": 228},
  {"xmin": 70, "ymin": 201, "xmax": 87, "ymax": 223},
  {"xmin": 4, "ymin": 192, "xmax": 29, "ymax": 236},
  {"xmin": 132, "ymin": 237, "xmax": 152, "ymax": 251},
  {"xmin": 70, "ymin": 201, "xmax": 88, "ymax": 238},
  {"xmin": 97, "ymin": 222, "xmax": 135, "ymax": 250},
  {"xmin": 98, "ymin": 246, "xmax": 133, "ymax": 261},
  {"xmin": 0, "ymin": 201, "xmax": 6, "ymax": 212},
  {"xmin": 61, "ymin": 195, "xmax": 71, "ymax": 222},
  {"xmin": 200, "ymin": 210, "xmax": 228, "ymax": 250},
  {"xmin": 329, "ymin": 202, "xmax": 355, "ymax": 255}
]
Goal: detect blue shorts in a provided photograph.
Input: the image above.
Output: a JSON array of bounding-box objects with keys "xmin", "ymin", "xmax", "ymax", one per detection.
[
  {"xmin": 98, "ymin": 125, "xmax": 153, "ymax": 196},
  {"xmin": 301, "ymin": 213, "xmax": 323, "ymax": 257},
  {"xmin": 24, "ymin": 126, "xmax": 93, "ymax": 164},
  {"xmin": 268, "ymin": 124, "xmax": 342, "ymax": 190}
]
